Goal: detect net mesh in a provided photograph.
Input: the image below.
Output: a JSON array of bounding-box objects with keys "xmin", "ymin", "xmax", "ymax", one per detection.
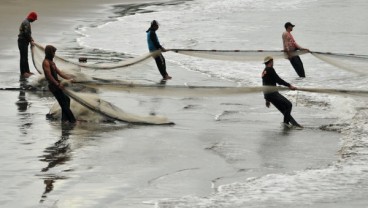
[
  {"xmin": 32, "ymin": 43, "xmax": 171, "ymax": 125},
  {"xmin": 311, "ymin": 51, "xmax": 368, "ymax": 75},
  {"xmin": 169, "ymin": 48, "xmax": 368, "ymax": 75},
  {"xmin": 32, "ymin": 43, "xmax": 160, "ymax": 70},
  {"xmin": 75, "ymin": 81, "xmax": 368, "ymax": 97},
  {"xmin": 169, "ymin": 49, "xmax": 309, "ymax": 62},
  {"xmin": 31, "ymin": 43, "xmax": 368, "ymax": 124}
]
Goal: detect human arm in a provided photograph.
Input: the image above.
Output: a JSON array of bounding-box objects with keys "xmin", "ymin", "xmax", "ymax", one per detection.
[
  {"xmin": 289, "ymin": 33, "xmax": 309, "ymax": 52},
  {"xmin": 55, "ymin": 66, "xmax": 72, "ymax": 81},
  {"xmin": 288, "ymin": 85, "xmax": 297, "ymax": 90},
  {"xmin": 43, "ymin": 60, "xmax": 73, "ymax": 89},
  {"xmin": 265, "ymin": 100, "xmax": 270, "ymax": 108},
  {"xmin": 283, "ymin": 32, "xmax": 309, "ymax": 57},
  {"xmin": 272, "ymin": 69, "xmax": 297, "ymax": 90},
  {"xmin": 267, "ymin": 67, "xmax": 291, "ymax": 87},
  {"xmin": 294, "ymin": 42, "xmax": 309, "ymax": 52},
  {"xmin": 282, "ymin": 32, "xmax": 290, "ymax": 52},
  {"xmin": 271, "ymin": 69, "xmax": 297, "ymax": 90},
  {"xmin": 55, "ymin": 66, "xmax": 74, "ymax": 89},
  {"xmin": 149, "ymin": 31, "xmax": 166, "ymax": 52},
  {"xmin": 42, "ymin": 60, "xmax": 61, "ymax": 87}
]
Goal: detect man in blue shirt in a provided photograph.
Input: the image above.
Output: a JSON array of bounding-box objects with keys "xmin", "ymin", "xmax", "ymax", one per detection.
[{"xmin": 146, "ymin": 20, "xmax": 171, "ymax": 80}]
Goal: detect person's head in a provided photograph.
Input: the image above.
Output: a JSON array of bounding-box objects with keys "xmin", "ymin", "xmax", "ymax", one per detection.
[
  {"xmin": 150, "ymin": 20, "xmax": 159, "ymax": 30},
  {"xmin": 45, "ymin": 45, "xmax": 57, "ymax": 60},
  {"xmin": 264, "ymin": 56, "xmax": 273, "ymax": 66},
  {"xmin": 27, "ymin": 12, "xmax": 38, "ymax": 22},
  {"xmin": 284, "ymin": 22, "xmax": 295, "ymax": 31}
]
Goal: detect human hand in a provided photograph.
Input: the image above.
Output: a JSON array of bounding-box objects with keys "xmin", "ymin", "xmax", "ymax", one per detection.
[
  {"xmin": 265, "ymin": 101, "xmax": 270, "ymax": 108},
  {"xmin": 58, "ymin": 83, "xmax": 64, "ymax": 90},
  {"xmin": 289, "ymin": 85, "xmax": 297, "ymax": 90}
]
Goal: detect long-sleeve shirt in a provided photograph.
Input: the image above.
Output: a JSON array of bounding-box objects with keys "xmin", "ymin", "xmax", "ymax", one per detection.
[
  {"xmin": 146, "ymin": 28, "xmax": 162, "ymax": 52},
  {"xmin": 262, "ymin": 66, "xmax": 290, "ymax": 96},
  {"xmin": 282, "ymin": 31, "xmax": 301, "ymax": 52},
  {"xmin": 18, "ymin": 19, "xmax": 32, "ymax": 42}
]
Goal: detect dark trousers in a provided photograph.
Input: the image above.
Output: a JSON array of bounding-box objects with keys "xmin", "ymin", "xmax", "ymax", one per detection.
[
  {"xmin": 265, "ymin": 92, "xmax": 299, "ymax": 125},
  {"xmin": 154, "ymin": 53, "xmax": 168, "ymax": 78},
  {"xmin": 51, "ymin": 88, "xmax": 76, "ymax": 123},
  {"xmin": 18, "ymin": 38, "xmax": 30, "ymax": 74},
  {"xmin": 289, "ymin": 55, "xmax": 305, "ymax": 77}
]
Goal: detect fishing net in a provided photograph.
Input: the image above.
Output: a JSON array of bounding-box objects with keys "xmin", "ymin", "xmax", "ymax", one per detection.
[
  {"xmin": 75, "ymin": 80, "xmax": 368, "ymax": 97},
  {"xmin": 169, "ymin": 48, "xmax": 368, "ymax": 76},
  {"xmin": 32, "ymin": 43, "xmax": 171, "ymax": 125},
  {"xmin": 169, "ymin": 49, "xmax": 309, "ymax": 62},
  {"xmin": 63, "ymin": 89, "xmax": 173, "ymax": 125},
  {"xmin": 310, "ymin": 51, "xmax": 368, "ymax": 75},
  {"xmin": 31, "ymin": 42, "xmax": 368, "ymax": 125},
  {"xmin": 32, "ymin": 43, "xmax": 160, "ymax": 70}
]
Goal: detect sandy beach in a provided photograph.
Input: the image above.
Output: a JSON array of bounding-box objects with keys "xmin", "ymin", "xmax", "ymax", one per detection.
[{"xmin": 1, "ymin": 0, "xmax": 362, "ymax": 207}]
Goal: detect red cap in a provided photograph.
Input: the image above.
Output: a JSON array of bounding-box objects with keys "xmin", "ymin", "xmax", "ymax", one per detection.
[{"xmin": 27, "ymin": 12, "xmax": 38, "ymax": 21}]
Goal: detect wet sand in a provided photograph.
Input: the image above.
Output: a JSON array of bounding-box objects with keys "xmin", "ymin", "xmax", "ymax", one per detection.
[{"xmin": 0, "ymin": 1, "xmax": 341, "ymax": 207}]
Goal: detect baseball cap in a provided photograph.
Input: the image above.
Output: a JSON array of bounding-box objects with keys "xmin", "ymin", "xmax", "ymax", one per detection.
[{"xmin": 284, "ymin": 22, "xmax": 295, "ymax": 29}]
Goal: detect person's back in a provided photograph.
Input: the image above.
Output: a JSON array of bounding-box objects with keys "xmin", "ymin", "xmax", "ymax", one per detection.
[{"xmin": 147, "ymin": 28, "xmax": 160, "ymax": 52}]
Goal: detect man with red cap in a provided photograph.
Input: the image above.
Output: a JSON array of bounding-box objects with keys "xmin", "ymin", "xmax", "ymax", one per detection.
[{"xmin": 18, "ymin": 12, "xmax": 37, "ymax": 77}]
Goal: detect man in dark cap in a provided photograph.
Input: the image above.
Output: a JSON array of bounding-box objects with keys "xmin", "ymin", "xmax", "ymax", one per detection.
[
  {"xmin": 18, "ymin": 12, "xmax": 38, "ymax": 77},
  {"xmin": 146, "ymin": 20, "xmax": 172, "ymax": 80},
  {"xmin": 282, "ymin": 22, "xmax": 309, "ymax": 78},
  {"xmin": 262, "ymin": 56, "xmax": 303, "ymax": 128}
]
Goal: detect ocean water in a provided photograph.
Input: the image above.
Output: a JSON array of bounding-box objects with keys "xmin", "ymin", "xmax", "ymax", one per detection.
[
  {"xmin": 1, "ymin": 0, "xmax": 367, "ymax": 208},
  {"xmin": 75, "ymin": 0, "xmax": 368, "ymax": 207}
]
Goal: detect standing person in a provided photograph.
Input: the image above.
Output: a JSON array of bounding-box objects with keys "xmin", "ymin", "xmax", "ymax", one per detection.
[
  {"xmin": 282, "ymin": 22, "xmax": 309, "ymax": 78},
  {"xmin": 43, "ymin": 45, "xmax": 76, "ymax": 124},
  {"xmin": 261, "ymin": 56, "xmax": 303, "ymax": 128},
  {"xmin": 18, "ymin": 12, "xmax": 38, "ymax": 77},
  {"xmin": 146, "ymin": 20, "xmax": 172, "ymax": 80}
]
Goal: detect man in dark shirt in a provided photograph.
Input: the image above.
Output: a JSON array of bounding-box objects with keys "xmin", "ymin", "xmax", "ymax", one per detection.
[
  {"xmin": 18, "ymin": 12, "xmax": 37, "ymax": 77},
  {"xmin": 43, "ymin": 45, "xmax": 76, "ymax": 124},
  {"xmin": 146, "ymin": 20, "xmax": 171, "ymax": 80},
  {"xmin": 262, "ymin": 56, "xmax": 302, "ymax": 128}
]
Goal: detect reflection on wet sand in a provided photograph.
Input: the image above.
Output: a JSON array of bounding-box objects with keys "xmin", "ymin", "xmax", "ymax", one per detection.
[
  {"xmin": 39, "ymin": 124, "xmax": 74, "ymax": 203},
  {"xmin": 16, "ymin": 77, "xmax": 32, "ymax": 135}
]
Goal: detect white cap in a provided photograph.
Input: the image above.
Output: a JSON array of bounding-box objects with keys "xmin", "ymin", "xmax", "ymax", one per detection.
[{"xmin": 263, "ymin": 56, "xmax": 273, "ymax": 64}]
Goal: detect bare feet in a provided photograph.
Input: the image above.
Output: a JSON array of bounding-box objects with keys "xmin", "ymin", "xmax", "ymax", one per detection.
[
  {"xmin": 21, "ymin": 72, "xmax": 32, "ymax": 78},
  {"xmin": 163, "ymin": 75, "xmax": 172, "ymax": 80}
]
